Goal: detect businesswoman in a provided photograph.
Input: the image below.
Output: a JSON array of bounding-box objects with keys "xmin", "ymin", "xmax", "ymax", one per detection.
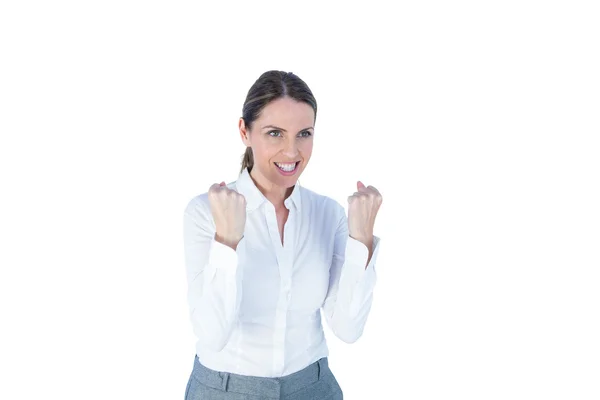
[{"xmin": 183, "ymin": 70, "xmax": 383, "ymax": 399}]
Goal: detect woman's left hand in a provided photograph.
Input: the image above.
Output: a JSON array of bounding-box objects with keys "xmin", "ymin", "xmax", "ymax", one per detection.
[{"xmin": 347, "ymin": 181, "xmax": 383, "ymax": 246}]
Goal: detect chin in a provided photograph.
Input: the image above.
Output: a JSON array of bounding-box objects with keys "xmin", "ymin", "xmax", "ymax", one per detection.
[{"xmin": 273, "ymin": 174, "xmax": 300, "ymax": 188}]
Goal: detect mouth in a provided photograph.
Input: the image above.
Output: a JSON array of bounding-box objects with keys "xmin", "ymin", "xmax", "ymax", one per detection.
[{"xmin": 274, "ymin": 161, "xmax": 300, "ymax": 175}]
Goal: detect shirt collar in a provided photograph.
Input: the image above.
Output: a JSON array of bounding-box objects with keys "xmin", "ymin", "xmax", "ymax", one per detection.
[{"xmin": 236, "ymin": 167, "xmax": 302, "ymax": 213}]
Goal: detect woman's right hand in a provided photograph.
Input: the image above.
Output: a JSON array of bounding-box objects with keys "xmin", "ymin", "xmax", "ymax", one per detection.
[{"xmin": 207, "ymin": 182, "xmax": 247, "ymax": 250}]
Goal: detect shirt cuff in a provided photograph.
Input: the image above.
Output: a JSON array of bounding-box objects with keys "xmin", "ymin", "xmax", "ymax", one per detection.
[
  {"xmin": 205, "ymin": 236, "xmax": 247, "ymax": 287},
  {"xmin": 345, "ymin": 235, "xmax": 380, "ymax": 278},
  {"xmin": 204, "ymin": 236, "xmax": 247, "ymax": 308},
  {"xmin": 208, "ymin": 237, "xmax": 246, "ymax": 269},
  {"xmin": 344, "ymin": 235, "xmax": 380, "ymax": 315}
]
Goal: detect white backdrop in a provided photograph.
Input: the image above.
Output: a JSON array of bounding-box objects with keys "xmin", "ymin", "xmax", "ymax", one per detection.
[{"xmin": 1, "ymin": 1, "xmax": 599, "ymax": 399}]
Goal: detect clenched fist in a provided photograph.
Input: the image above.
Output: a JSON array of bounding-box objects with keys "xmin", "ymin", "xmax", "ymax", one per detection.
[
  {"xmin": 208, "ymin": 181, "xmax": 247, "ymax": 250},
  {"xmin": 347, "ymin": 181, "xmax": 382, "ymax": 251}
]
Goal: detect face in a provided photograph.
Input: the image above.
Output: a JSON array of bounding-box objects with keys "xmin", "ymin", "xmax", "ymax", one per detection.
[{"xmin": 239, "ymin": 96, "xmax": 315, "ymax": 192}]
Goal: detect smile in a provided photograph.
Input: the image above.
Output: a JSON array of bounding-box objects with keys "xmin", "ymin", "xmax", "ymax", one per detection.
[{"xmin": 274, "ymin": 161, "xmax": 300, "ymax": 175}]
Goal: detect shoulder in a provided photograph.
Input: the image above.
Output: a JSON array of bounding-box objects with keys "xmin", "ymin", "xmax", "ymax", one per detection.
[
  {"xmin": 183, "ymin": 193, "xmax": 211, "ymax": 230},
  {"xmin": 184, "ymin": 192, "xmax": 209, "ymax": 214}
]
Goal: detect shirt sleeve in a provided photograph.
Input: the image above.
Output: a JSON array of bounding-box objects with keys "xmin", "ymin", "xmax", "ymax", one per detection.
[
  {"xmin": 183, "ymin": 196, "xmax": 246, "ymax": 352},
  {"xmin": 321, "ymin": 205, "xmax": 381, "ymax": 344}
]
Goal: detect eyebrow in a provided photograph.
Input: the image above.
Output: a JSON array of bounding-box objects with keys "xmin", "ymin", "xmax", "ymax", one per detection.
[{"xmin": 261, "ymin": 125, "xmax": 314, "ymax": 133}]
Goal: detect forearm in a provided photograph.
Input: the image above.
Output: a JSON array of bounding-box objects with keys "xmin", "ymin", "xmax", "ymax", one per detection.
[
  {"xmin": 188, "ymin": 257, "xmax": 243, "ymax": 351},
  {"xmin": 323, "ymin": 235, "xmax": 380, "ymax": 342},
  {"xmin": 185, "ymin": 234, "xmax": 246, "ymax": 352}
]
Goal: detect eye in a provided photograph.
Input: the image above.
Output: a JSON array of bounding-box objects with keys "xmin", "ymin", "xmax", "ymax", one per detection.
[
  {"xmin": 267, "ymin": 130, "xmax": 282, "ymax": 137},
  {"xmin": 298, "ymin": 130, "xmax": 312, "ymax": 138}
]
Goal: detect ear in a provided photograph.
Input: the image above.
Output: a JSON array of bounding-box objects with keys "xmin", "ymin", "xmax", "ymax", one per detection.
[{"xmin": 239, "ymin": 118, "xmax": 251, "ymax": 147}]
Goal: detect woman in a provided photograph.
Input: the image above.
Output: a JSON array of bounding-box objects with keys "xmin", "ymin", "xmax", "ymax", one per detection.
[{"xmin": 183, "ymin": 70, "xmax": 382, "ymax": 399}]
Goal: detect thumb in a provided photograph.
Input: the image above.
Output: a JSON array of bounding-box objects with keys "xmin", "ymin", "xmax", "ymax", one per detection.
[{"xmin": 357, "ymin": 180, "xmax": 366, "ymax": 191}]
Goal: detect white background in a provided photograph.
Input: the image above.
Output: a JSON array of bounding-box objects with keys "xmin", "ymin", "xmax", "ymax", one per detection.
[{"xmin": 1, "ymin": 1, "xmax": 599, "ymax": 399}]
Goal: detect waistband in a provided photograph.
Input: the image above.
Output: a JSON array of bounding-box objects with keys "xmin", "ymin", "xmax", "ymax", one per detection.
[{"xmin": 191, "ymin": 355, "xmax": 329, "ymax": 398}]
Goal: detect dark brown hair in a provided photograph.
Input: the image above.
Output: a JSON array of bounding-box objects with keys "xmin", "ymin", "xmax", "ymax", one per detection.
[{"xmin": 240, "ymin": 70, "xmax": 317, "ymax": 173}]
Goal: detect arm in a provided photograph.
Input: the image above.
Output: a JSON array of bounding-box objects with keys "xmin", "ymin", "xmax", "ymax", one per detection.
[
  {"xmin": 321, "ymin": 206, "xmax": 381, "ymax": 344},
  {"xmin": 183, "ymin": 197, "xmax": 245, "ymax": 352}
]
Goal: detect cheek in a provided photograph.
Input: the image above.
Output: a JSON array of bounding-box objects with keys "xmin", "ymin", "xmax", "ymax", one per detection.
[
  {"xmin": 251, "ymin": 141, "xmax": 276, "ymax": 161},
  {"xmin": 300, "ymin": 141, "xmax": 313, "ymax": 157}
]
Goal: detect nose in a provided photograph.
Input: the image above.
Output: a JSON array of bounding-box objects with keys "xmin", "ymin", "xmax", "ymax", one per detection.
[{"xmin": 282, "ymin": 137, "xmax": 299, "ymax": 158}]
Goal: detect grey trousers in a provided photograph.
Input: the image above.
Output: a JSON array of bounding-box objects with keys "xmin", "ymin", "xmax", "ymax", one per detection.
[{"xmin": 184, "ymin": 355, "xmax": 344, "ymax": 399}]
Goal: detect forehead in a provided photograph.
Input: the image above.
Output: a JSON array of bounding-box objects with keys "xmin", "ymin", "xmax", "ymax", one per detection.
[{"xmin": 256, "ymin": 97, "xmax": 315, "ymax": 128}]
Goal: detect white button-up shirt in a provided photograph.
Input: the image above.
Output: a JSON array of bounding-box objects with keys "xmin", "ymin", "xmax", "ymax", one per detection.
[{"xmin": 183, "ymin": 168, "xmax": 381, "ymax": 377}]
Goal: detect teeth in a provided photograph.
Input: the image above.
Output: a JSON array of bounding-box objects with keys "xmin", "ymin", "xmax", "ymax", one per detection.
[{"xmin": 275, "ymin": 162, "xmax": 297, "ymax": 172}]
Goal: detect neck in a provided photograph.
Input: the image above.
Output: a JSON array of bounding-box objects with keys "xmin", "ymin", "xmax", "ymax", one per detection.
[{"xmin": 249, "ymin": 168, "xmax": 294, "ymax": 210}]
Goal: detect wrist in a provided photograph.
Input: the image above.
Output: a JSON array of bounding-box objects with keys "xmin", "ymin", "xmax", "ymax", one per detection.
[{"xmin": 214, "ymin": 232, "xmax": 243, "ymax": 250}]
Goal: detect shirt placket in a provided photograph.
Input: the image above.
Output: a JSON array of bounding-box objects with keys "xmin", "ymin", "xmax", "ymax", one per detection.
[{"xmin": 265, "ymin": 203, "xmax": 295, "ymax": 376}]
